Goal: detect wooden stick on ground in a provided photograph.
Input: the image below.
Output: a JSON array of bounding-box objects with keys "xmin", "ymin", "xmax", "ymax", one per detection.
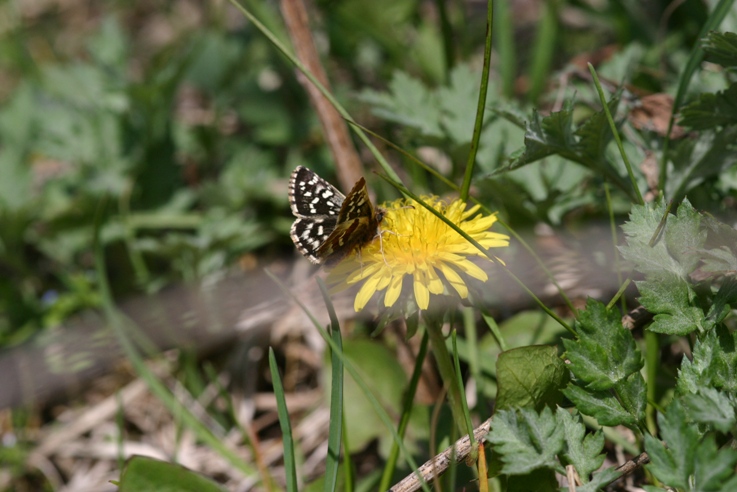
[{"xmin": 390, "ymin": 417, "xmax": 492, "ymax": 492}]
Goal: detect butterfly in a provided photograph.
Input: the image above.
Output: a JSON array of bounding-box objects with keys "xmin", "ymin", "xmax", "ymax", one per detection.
[{"xmin": 288, "ymin": 166, "xmax": 385, "ymax": 266}]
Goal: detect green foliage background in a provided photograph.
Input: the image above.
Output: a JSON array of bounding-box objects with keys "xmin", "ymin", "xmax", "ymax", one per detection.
[{"xmin": 2, "ymin": 1, "xmax": 737, "ymax": 491}]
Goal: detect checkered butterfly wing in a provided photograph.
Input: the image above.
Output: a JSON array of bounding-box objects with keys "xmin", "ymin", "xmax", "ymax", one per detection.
[
  {"xmin": 289, "ymin": 166, "xmax": 383, "ymax": 266},
  {"xmin": 289, "ymin": 166, "xmax": 345, "ymax": 264}
]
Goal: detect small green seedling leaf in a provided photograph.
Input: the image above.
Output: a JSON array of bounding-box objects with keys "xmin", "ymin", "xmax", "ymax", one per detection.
[
  {"xmin": 118, "ymin": 455, "xmax": 226, "ymax": 492},
  {"xmin": 495, "ymin": 345, "xmax": 569, "ymax": 411}
]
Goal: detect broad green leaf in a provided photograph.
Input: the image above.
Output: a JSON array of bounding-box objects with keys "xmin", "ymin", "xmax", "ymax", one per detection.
[
  {"xmin": 645, "ymin": 400, "xmax": 737, "ymax": 491},
  {"xmin": 488, "ymin": 406, "xmax": 564, "ymax": 475},
  {"xmin": 118, "ymin": 456, "xmax": 226, "ymax": 492},
  {"xmin": 563, "ymin": 299, "xmax": 642, "ymax": 390},
  {"xmin": 637, "ymin": 274, "xmax": 710, "ymax": 335},
  {"xmin": 495, "ymin": 345, "xmax": 569, "ymax": 411},
  {"xmin": 702, "ymin": 31, "xmax": 737, "ymax": 69},
  {"xmin": 681, "ymin": 387, "xmax": 737, "ymax": 433},
  {"xmin": 557, "ymin": 408, "xmax": 605, "ymax": 483},
  {"xmin": 679, "ymin": 83, "xmax": 737, "ymax": 129},
  {"xmin": 562, "ymin": 382, "xmax": 640, "ymax": 430}
]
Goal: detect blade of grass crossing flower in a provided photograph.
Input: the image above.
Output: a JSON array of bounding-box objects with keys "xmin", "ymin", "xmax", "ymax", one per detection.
[
  {"xmin": 92, "ymin": 197, "xmax": 258, "ymax": 479},
  {"xmin": 269, "ymin": 348, "xmax": 299, "ymax": 492},
  {"xmin": 452, "ymin": 330, "xmax": 476, "ymax": 446},
  {"xmin": 376, "ymin": 175, "xmax": 574, "ymax": 335},
  {"xmin": 460, "ymin": 0, "xmax": 494, "ymax": 201},
  {"xmin": 264, "ymin": 271, "xmax": 432, "ymax": 492},
  {"xmin": 660, "ymin": 0, "xmax": 736, "ymax": 190},
  {"xmin": 378, "ymin": 328, "xmax": 430, "ymax": 491},
  {"xmin": 588, "ymin": 64, "xmax": 644, "ymax": 206},
  {"xmin": 227, "ymin": 0, "xmax": 400, "ymax": 184},
  {"xmin": 345, "ymin": 121, "xmax": 578, "ymax": 314},
  {"xmin": 316, "ymin": 280, "xmax": 345, "ymax": 492}
]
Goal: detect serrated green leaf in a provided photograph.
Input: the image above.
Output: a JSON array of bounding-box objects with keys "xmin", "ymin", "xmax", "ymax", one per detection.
[
  {"xmin": 664, "ymin": 200, "xmax": 706, "ymax": 271},
  {"xmin": 360, "ymin": 71, "xmax": 443, "ymax": 137},
  {"xmin": 644, "ymin": 400, "xmax": 698, "ymax": 489},
  {"xmin": 620, "ymin": 201, "xmax": 684, "ymax": 277},
  {"xmin": 511, "ymin": 102, "xmax": 577, "ymax": 166},
  {"xmin": 699, "ymin": 246, "xmax": 737, "ymax": 274},
  {"xmin": 557, "ymin": 408, "xmax": 605, "ymax": 483},
  {"xmin": 437, "ymin": 64, "xmax": 485, "ymax": 144},
  {"xmin": 615, "ymin": 372, "xmax": 647, "ymax": 425},
  {"xmin": 699, "ymin": 215, "xmax": 737, "ymax": 274},
  {"xmin": 574, "ymin": 94, "xmax": 620, "ymax": 165},
  {"xmin": 679, "ymin": 326, "xmax": 737, "ymax": 397},
  {"xmin": 646, "ymin": 398, "xmax": 737, "ymax": 491},
  {"xmin": 563, "ymin": 299, "xmax": 642, "ymax": 390},
  {"xmin": 637, "ymin": 274, "xmax": 710, "ymax": 335},
  {"xmin": 558, "ymin": 467, "xmax": 621, "ymax": 492},
  {"xmin": 678, "ymin": 328, "xmax": 718, "ymax": 395},
  {"xmin": 681, "ymin": 387, "xmax": 737, "ymax": 433},
  {"xmin": 620, "ymin": 200, "xmax": 705, "ymax": 278},
  {"xmin": 666, "ymin": 127, "xmax": 737, "ymax": 200},
  {"xmin": 495, "ymin": 345, "xmax": 569, "ymax": 411},
  {"xmin": 707, "ymin": 277, "xmax": 737, "ymax": 323},
  {"xmin": 488, "ymin": 406, "xmax": 564, "ymax": 475},
  {"xmin": 702, "ymin": 31, "xmax": 737, "ymax": 69},
  {"xmin": 680, "ymin": 83, "xmax": 737, "ymax": 129},
  {"xmin": 711, "ymin": 325, "xmax": 737, "ymax": 396},
  {"xmin": 693, "ymin": 434, "xmax": 737, "ymax": 491},
  {"xmin": 561, "ymin": 383, "xmax": 639, "ymax": 429}
]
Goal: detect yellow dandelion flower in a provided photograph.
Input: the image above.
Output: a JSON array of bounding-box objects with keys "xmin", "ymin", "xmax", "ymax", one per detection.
[{"xmin": 327, "ymin": 196, "xmax": 510, "ymax": 312}]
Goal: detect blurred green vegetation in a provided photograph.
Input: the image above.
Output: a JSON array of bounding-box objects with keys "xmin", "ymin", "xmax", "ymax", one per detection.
[{"xmin": 0, "ymin": 0, "xmax": 734, "ymax": 347}]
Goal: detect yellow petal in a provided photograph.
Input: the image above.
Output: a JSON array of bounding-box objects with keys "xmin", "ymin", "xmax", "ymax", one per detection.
[
  {"xmin": 384, "ymin": 273, "xmax": 404, "ymax": 307},
  {"xmin": 439, "ymin": 263, "xmax": 469, "ymax": 298},
  {"xmin": 413, "ymin": 274, "xmax": 430, "ymax": 310}
]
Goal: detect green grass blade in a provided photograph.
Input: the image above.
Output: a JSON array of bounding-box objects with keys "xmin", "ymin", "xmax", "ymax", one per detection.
[
  {"xmin": 460, "ymin": 0, "xmax": 494, "ymax": 201},
  {"xmin": 268, "ymin": 348, "xmax": 298, "ymax": 491},
  {"xmin": 92, "ymin": 197, "xmax": 257, "ymax": 479},
  {"xmin": 588, "ymin": 63, "xmax": 644, "ymax": 206},
  {"xmin": 265, "ymin": 271, "xmax": 432, "ymax": 492},
  {"xmin": 452, "ymin": 330, "xmax": 476, "ymax": 445},
  {"xmin": 527, "ymin": 0, "xmax": 558, "ymax": 102},
  {"xmin": 378, "ymin": 328, "xmax": 429, "ymax": 490},
  {"xmin": 316, "ymin": 280, "xmax": 345, "ymax": 492},
  {"xmin": 659, "ymin": 0, "xmax": 736, "ymax": 189}
]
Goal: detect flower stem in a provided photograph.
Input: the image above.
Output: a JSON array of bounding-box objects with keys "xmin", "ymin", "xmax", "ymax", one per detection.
[{"xmin": 425, "ymin": 314, "xmax": 467, "ymax": 432}]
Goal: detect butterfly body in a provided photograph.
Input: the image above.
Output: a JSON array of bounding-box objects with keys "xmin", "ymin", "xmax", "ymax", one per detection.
[{"xmin": 289, "ymin": 166, "xmax": 384, "ymax": 266}]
